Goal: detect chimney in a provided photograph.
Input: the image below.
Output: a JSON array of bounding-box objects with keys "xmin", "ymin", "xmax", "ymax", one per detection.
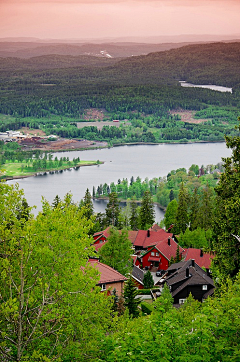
[
  {"xmin": 200, "ymin": 249, "xmax": 203, "ymax": 257},
  {"xmin": 168, "ymin": 237, "xmax": 171, "ymax": 246},
  {"xmin": 192, "ymin": 259, "xmax": 195, "ymax": 268},
  {"xmin": 186, "ymin": 268, "xmax": 189, "ymax": 278},
  {"xmin": 147, "ymin": 229, "xmax": 150, "ymax": 237}
]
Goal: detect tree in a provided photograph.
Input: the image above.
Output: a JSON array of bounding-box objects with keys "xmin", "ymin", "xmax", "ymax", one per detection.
[
  {"xmin": 123, "ymin": 277, "xmax": 141, "ymax": 318},
  {"xmin": 130, "ymin": 198, "xmax": 139, "ymax": 230},
  {"xmin": 164, "ymin": 199, "xmax": 178, "ymax": 230},
  {"xmin": 99, "ymin": 227, "xmax": 133, "ymax": 276},
  {"xmin": 139, "ymin": 190, "xmax": 155, "ymax": 229},
  {"xmin": 143, "ymin": 270, "xmax": 154, "ymax": 289},
  {"xmin": 81, "ymin": 188, "xmax": 94, "ymax": 219},
  {"xmin": 52, "ymin": 194, "xmax": 61, "ymax": 208},
  {"xmin": 0, "ymin": 184, "xmax": 113, "ymax": 361},
  {"xmin": 212, "ymin": 119, "xmax": 240, "ymax": 278},
  {"xmin": 154, "ymin": 284, "xmax": 173, "ymax": 314},
  {"xmin": 105, "ymin": 192, "xmax": 120, "ymax": 227},
  {"xmin": 173, "ymin": 183, "xmax": 189, "ymax": 234}
]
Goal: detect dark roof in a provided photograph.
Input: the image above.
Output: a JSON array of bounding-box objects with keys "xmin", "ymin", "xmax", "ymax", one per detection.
[
  {"xmin": 164, "ymin": 260, "xmax": 215, "ymax": 297},
  {"xmin": 131, "ymin": 265, "xmax": 145, "ymax": 285}
]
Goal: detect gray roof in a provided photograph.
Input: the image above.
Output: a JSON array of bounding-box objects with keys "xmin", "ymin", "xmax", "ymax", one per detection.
[
  {"xmin": 164, "ymin": 259, "xmax": 215, "ymax": 297},
  {"xmin": 131, "ymin": 265, "xmax": 145, "ymax": 285}
]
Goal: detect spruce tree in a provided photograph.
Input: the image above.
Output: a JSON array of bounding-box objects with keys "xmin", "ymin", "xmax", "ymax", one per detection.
[
  {"xmin": 130, "ymin": 198, "xmax": 139, "ymax": 230},
  {"xmin": 124, "ymin": 277, "xmax": 141, "ymax": 318},
  {"xmin": 173, "ymin": 183, "xmax": 189, "ymax": 234},
  {"xmin": 105, "ymin": 192, "xmax": 120, "ymax": 227},
  {"xmin": 139, "ymin": 190, "xmax": 155, "ymax": 229},
  {"xmin": 143, "ymin": 270, "xmax": 154, "ymax": 289},
  {"xmin": 82, "ymin": 188, "xmax": 94, "ymax": 219}
]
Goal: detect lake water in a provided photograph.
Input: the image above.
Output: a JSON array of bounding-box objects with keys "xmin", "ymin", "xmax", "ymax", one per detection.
[
  {"xmin": 7, "ymin": 143, "xmax": 232, "ymax": 222},
  {"xmin": 180, "ymin": 81, "xmax": 232, "ymax": 93}
]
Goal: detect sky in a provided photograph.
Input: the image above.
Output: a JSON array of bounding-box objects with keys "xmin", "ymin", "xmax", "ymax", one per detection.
[{"xmin": 0, "ymin": 0, "xmax": 240, "ymax": 41}]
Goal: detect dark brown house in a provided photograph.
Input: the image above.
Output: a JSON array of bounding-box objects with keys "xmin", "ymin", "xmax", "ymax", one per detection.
[{"xmin": 162, "ymin": 259, "xmax": 215, "ymax": 306}]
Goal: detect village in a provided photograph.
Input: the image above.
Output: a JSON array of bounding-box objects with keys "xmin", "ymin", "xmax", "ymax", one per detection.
[{"xmin": 90, "ymin": 224, "xmax": 215, "ymax": 307}]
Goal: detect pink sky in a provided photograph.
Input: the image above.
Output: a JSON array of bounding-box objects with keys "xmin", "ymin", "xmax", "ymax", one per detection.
[{"xmin": 0, "ymin": 0, "xmax": 240, "ymax": 40}]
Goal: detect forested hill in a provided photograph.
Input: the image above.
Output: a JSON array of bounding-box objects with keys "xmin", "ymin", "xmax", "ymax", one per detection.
[
  {"xmin": 113, "ymin": 42, "xmax": 240, "ymax": 88},
  {"xmin": 0, "ymin": 54, "xmax": 118, "ymax": 71},
  {"xmin": 0, "ymin": 42, "xmax": 240, "ymax": 118}
]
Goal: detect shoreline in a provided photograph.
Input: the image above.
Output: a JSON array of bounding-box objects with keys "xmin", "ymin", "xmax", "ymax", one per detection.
[{"xmin": 1, "ymin": 161, "xmax": 103, "ymax": 181}]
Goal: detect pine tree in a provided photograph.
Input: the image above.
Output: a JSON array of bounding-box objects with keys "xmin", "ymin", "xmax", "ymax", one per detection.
[
  {"xmin": 105, "ymin": 192, "xmax": 120, "ymax": 227},
  {"xmin": 189, "ymin": 187, "xmax": 200, "ymax": 230},
  {"xmin": 139, "ymin": 190, "xmax": 155, "ymax": 229},
  {"xmin": 130, "ymin": 198, "xmax": 139, "ymax": 230},
  {"xmin": 164, "ymin": 199, "xmax": 178, "ymax": 230},
  {"xmin": 175, "ymin": 244, "xmax": 180, "ymax": 262},
  {"xmin": 82, "ymin": 188, "xmax": 94, "ymax": 219},
  {"xmin": 173, "ymin": 183, "xmax": 189, "ymax": 234},
  {"xmin": 52, "ymin": 194, "xmax": 61, "ymax": 209},
  {"xmin": 143, "ymin": 270, "xmax": 154, "ymax": 289},
  {"xmin": 124, "ymin": 277, "xmax": 141, "ymax": 318}
]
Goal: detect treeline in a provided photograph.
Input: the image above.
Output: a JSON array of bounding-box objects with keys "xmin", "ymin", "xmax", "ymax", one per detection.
[{"xmin": 94, "ymin": 163, "xmax": 223, "ymax": 208}]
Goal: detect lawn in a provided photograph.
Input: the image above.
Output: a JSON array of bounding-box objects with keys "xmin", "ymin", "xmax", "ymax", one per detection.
[{"xmin": 2, "ymin": 160, "xmax": 98, "ymax": 177}]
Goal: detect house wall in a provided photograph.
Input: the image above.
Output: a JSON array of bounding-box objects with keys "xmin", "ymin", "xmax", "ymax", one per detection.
[
  {"xmin": 93, "ymin": 236, "xmax": 106, "ymax": 244},
  {"xmin": 141, "ymin": 247, "xmax": 169, "ymax": 271},
  {"xmin": 104, "ymin": 281, "xmax": 125, "ymax": 296},
  {"xmin": 173, "ymin": 284, "xmax": 213, "ymax": 304}
]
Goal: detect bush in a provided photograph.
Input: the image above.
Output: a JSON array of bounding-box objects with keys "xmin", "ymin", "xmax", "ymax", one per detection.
[{"xmin": 141, "ymin": 301, "xmax": 154, "ymax": 315}]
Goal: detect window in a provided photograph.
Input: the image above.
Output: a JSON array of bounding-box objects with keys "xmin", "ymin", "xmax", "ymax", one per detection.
[
  {"xmin": 202, "ymin": 285, "xmax": 207, "ymax": 290},
  {"xmin": 156, "ymin": 252, "xmax": 159, "ymax": 256},
  {"xmin": 101, "ymin": 284, "xmax": 106, "ymax": 291},
  {"xmin": 151, "ymin": 251, "xmax": 155, "ymax": 256},
  {"xmin": 179, "ymin": 298, "xmax": 186, "ymax": 305}
]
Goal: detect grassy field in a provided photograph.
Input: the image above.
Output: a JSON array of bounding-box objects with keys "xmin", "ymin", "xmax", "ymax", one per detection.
[{"xmin": 1, "ymin": 160, "xmax": 99, "ymax": 178}]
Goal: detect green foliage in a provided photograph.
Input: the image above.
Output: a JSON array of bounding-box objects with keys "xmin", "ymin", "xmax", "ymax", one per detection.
[
  {"xmin": 164, "ymin": 199, "xmax": 178, "ymax": 229},
  {"xmin": 179, "ymin": 227, "xmax": 212, "ymax": 249},
  {"xmin": 143, "ymin": 270, "xmax": 154, "ymax": 289},
  {"xmin": 141, "ymin": 301, "xmax": 154, "ymax": 315},
  {"xmin": 105, "ymin": 192, "xmax": 120, "ymax": 227},
  {"xmin": 154, "ymin": 284, "xmax": 173, "ymax": 314},
  {"xmin": 139, "ymin": 190, "xmax": 155, "ymax": 229},
  {"xmin": 99, "ymin": 227, "xmax": 133, "ymax": 276},
  {"xmin": 212, "ymin": 119, "xmax": 240, "ymax": 278},
  {"xmin": 173, "ymin": 183, "xmax": 189, "ymax": 234},
  {"xmin": 0, "ymin": 184, "xmax": 114, "ymax": 361},
  {"xmin": 123, "ymin": 277, "xmax": 142, "ymax": 318}
]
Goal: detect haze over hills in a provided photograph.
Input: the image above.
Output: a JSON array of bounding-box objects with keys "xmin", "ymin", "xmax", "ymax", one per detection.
[{"xmin": 0, "ymin": 34, "xmax": 240, "ymax": 59}]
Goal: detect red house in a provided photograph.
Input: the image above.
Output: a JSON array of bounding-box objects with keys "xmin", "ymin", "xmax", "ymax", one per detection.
[{"xmin": 139, "ymin": 237, "xmax": 185, "ymax": 271}]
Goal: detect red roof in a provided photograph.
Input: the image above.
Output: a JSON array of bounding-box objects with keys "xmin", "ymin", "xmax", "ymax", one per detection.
[
  {"xmin": 88, "ymin": 259, "xmax": 127, "ymax": 284},
  {"xmin": 133, "ymin": 228, "xmax": 174, "ymax": 249},
  {"xmin": 184, "ymin": 248, "xmax": 214, "ymax": 269},
  {"xmin": 94, "ymin": 241, "xmax": 107, "ymax": 252},
  {"xmin": 154, "ymin": 238, "xmax": 185, "ymax": 261},
  {"xmin": 93, "ymin": 226, "xmax": 111, "ymax": 242}
]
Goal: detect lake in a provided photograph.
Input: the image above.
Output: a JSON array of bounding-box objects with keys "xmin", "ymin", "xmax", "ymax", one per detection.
[
  {"xmin": 7, "ymin": 143, "xmax": 232, "ymax": 222},
  {"xmin": 179, "ymin": 81, "xmax": 232, "ymax": 93}
]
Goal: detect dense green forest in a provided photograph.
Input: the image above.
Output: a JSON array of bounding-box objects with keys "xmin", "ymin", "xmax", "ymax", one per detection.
[{"xmin": 0, "ymin": 42, "xmax": 240, "ymax": 121}]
